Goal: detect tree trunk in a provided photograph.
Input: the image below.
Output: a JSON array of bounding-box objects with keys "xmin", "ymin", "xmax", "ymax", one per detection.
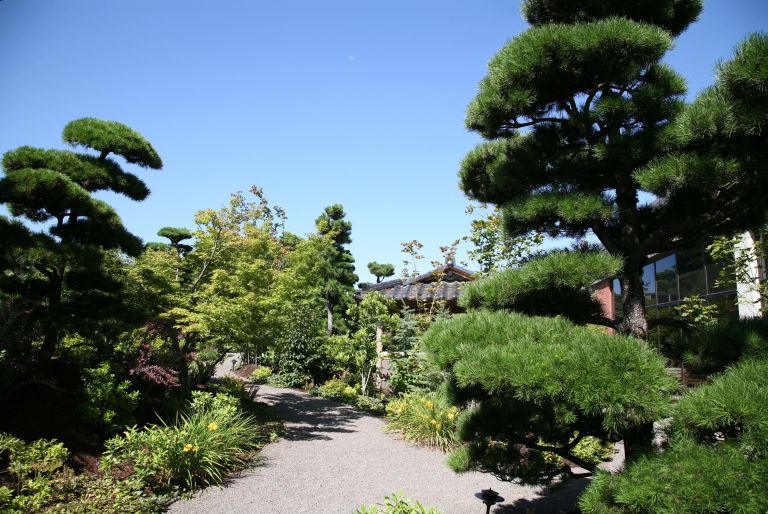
[
  {"xmin": 325, "ymin": 298, "xmax": 334, "ymax": 336},
  {"xmin": 623, "ymin": 421, "xmax": 654, "ymax": 463},
  {"xmin": 42, "ymin": 268, "xmax": 64, "ymax": 356},
  {"xmin": 374, "ymin": 323, "xmax": 384, "ymax": 389},
  {"xmin": 617, "ymin": 271, "xmax": 649, "ymax": 339}
]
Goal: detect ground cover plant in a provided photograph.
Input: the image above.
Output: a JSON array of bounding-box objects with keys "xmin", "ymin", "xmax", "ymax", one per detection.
[
  {"xmin": 0, "ymin": 385, "xmax": 280, "ymax": 513},
  {"xmin": 354, "ymin": 492, "xmax": 442, "ymax": 514}
]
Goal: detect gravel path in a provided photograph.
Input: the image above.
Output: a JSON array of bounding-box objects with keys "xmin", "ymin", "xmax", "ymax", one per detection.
[{"xmin": 169, "ymin": 385, "xmax": 587, "ymax": 514}]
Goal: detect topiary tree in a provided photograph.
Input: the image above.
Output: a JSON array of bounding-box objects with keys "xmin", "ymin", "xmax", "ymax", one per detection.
[
  {"xmin": 424, "ymin": 309, "xmax": 675, "ymax": 484},
  {"xmin": 367, "ymin": 261, "xmax": 395, "ymax": 283},
  {"xmin": 157, "ymin": 227, "xmax": 193, "ymax": 254},
  {"xmin": 458, "ymin": 0, "xmax": 768, "ymax": 337},
  {"xmin": 315, "ymin": 204, "xmax": 358, "ymax": 335},
  {"xmin": 459, "ymin": 250, "xmax": 622, "ymax": 324},
  {"xmin": 0, "ymin": 118, "xmax": 161, "ymax": 355}
]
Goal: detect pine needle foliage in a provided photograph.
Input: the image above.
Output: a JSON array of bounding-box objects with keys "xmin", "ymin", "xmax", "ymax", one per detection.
[
  {"xmin": 423, "ymin": 310, "xmax": 675, "ymax": 484},
  {"xmin": 459, "ymin": 0, "xmax": 768, "ymax": 337},
  {"xmin": 459, "ymin": 251, "xmax": 622, "ymax": 322},
  {"xmin": 581, "ymin": 359, "xmax": 768, "ymax": 513}
]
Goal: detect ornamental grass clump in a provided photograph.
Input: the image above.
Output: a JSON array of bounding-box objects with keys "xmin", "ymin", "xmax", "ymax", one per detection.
[
  {"xmin": 101, "ymin": 392, "xmax": 260, "ymax": 491},
  {"xmin": 386, "ymin": 391, "xmax": 460, "ymax": 451}
]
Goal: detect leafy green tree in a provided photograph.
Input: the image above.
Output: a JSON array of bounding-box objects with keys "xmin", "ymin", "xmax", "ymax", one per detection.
[
  {"xmin": 315, "ymin": 204, "xmax": 358, "ymax": 335},
  {"xmin": 458, "ymin": 1, "xmax": 768, "ymax": 337},
  {"xmin": 367, "ymin": 261, "xmax": 395, "ymax": 283},
  {"xmin": 0, "ymin": 118, "xmax": 161, "ymax": 355},
  {"xmin": 464, "ymin": 205, "xmax": 543, "ymax": 276}
]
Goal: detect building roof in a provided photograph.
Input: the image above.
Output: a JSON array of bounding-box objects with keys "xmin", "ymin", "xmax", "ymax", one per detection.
[{"xmin": 357, "ymin": 260, "xmax": 476, "ymax": 307}]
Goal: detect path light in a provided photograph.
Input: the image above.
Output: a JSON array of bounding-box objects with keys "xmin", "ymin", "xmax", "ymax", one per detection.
[{"xmin": 475, "ymin": 488, "xmax": 504, "ymax": 514}]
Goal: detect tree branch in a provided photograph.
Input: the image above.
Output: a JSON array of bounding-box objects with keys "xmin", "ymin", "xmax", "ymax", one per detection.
[{"xmin": 525, "ymin": 440, "xmax": 598, "ymax": 472}]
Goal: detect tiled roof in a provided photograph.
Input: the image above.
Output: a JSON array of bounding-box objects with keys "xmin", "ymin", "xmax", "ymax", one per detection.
[
  {"xmin": 357, "ymin": 263, "xmax": 475, "ymax": 304},
  {"xmin": 373, "ymin": 281, "xmax": 466, "ymax": 302}
]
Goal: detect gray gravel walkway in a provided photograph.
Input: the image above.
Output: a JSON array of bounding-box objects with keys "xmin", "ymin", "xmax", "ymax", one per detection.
[{"xmin": 169, "ymin": 385, "xmax": 587, "ymax": 514}]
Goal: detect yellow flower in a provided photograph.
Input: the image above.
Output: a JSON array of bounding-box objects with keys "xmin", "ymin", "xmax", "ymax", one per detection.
[
  {"xmin": 183, "ymin": 443, "xmax": 194, "ymax": 452},
  {"xmin": 424, "ymin": 401, "xmax": 433, "ymax": 409},
  {"xmin": 208, "ymin": 422, "xmax": 218, "ymax": 431},
  {"xmin": 193, "ymin": 445, "xmax": 200, "ymax": 453},
  {"xmin": 435, "ymin": 423, "xmax": 442, "ymax": 430}
]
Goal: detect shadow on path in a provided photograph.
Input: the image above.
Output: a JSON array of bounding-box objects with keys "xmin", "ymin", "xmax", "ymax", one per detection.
[
  {"xmin": 494, "ymin": 478, "xmax": 588, "ymax": 513},
  {"xmin": 258, "ymin": 388, "xmax": 368, "ymax": 442}
]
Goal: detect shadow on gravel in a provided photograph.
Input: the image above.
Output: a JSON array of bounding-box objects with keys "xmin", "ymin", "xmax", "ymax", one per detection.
[
  {"xmin": 257, "ymin": 390, "xmax": 367, "ymax": 442},
  {"xmin": 493, "ymin": 478, "xmax": 589, "ymax": 514}
]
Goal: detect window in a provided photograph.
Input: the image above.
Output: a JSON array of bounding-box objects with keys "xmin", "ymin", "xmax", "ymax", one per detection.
[
  {"xmin": 655, "ymin": 254, "xmax": 679, "ymax": 304},
  {"xmin": 678, "ymin": 247, "xmax": 707, "ymax": 299},
  {"xmin": 643, "ymin": 263, "xmax": 656, "ymax": 306}
]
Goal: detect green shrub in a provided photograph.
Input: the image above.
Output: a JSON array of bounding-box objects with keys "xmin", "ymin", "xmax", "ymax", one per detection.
[
  {"xmin": 250, "ymin": 366, "xmax": 273, "ymax": 384},
  {"xmin": 101, "ymin": 393, "xmax": 260, "ymax": 491},
  {"xmin": 213, "ymin": 375, "xmax": 257, "ymax": 405},
  {"xmin": 423, "ymin": 310, "xmax": 676, "ymax": 484},
  {"xmin": 0, "ymin": 434, "xmax": 68, "ymax": 481},
  {"xmin": 581, "ymin": 359, "xmax": 768, "ymax": 513},
  {"xmin": 673, "ymin": 358, "xmax": 768, "ymax": 458},
  {"xmin": 29, "ymin": 471, "xmax": 166, "ymax": 513},
  {"xmin": 318, "ymin": 378, "xmax": 359, "ymax": 400},
  {"xmin": 680, "ymin": 316, "xmax": 768, "ymax": 374},
  {"xmin": 80, "ymin": 363, "xmax": 140, "ymax": 434},
  {"xmin": 458, "ymin": 251, "xmax": 623, "ymax": 323},
  {"xmin": 353, "ymin": 395, "xmax": 386, "ymax": 414},
  {"xmin": 388, "ymin": 351, "xmax": 443, "ymax": 395},
  {"xmin": 580, "ymin": 439, "xmax": 768, "ymax": 514},
  {"xmin": 385, "ymin": 391, "xmax": 459, "ymax": 451},
  {"xmin": 354, "ymin": 492, "xmax": 442, "ymax": 514}
]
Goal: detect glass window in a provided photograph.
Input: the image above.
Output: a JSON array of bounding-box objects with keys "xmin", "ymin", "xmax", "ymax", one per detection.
[
  {"xmin": 643, "ymin": 263, "xmax": 656, "ymax": 306},
  {"xmin": 655, "ymin": 254, "xmax": 679, "ymax": 304},
  {"xmin": 612, "ymin": 278, "xmax": 623, "ymax": 321},
  {"xmin": 678, "ymin": 247, "xmax": 707, "ymax": 299},
  {"xmin": 705, "ymin": 248, "xmax": 736, "ymax": 294}
]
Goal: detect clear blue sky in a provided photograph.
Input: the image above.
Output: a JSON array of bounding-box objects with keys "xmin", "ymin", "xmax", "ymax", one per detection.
[{"xmin": 1, "ymin": 0, "xmax": 766, "ymax": 283}]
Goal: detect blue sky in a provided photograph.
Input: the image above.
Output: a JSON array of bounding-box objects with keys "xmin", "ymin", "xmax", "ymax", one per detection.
[{"xmin": 1, "ymin": 0, "xmax": 766, "ymax": 283}]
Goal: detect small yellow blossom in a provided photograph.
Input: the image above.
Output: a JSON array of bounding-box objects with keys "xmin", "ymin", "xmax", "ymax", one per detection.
[
  {"xmin": 183, "ymin": 443, "xmax": 194, "ymax": 452},
  {"xmin": 424, "ymin": 401, "xmax": 433, "ymax": 409},
  {"xmin": 435, "ymin": 423, "xmax": 442, "ymax": 430},
  {"xmin": 208, "ymin": 422, "xmax": 218, "ymax": 431}
]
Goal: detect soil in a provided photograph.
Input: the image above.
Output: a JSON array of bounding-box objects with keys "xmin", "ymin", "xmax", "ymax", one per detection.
[{"xmin": 233, "ymin": 363, "xmax": 257, "ymax": 379}]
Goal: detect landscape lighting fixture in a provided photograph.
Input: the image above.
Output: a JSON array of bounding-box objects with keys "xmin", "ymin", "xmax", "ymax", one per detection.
[{"xmin": 475, "ymin": 487, "xmax": 504, "ymax": 514}]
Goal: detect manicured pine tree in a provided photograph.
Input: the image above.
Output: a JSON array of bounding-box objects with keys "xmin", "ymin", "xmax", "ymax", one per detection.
[
  {"xmin": 157, "ymin": 226, "xmax": 193, "ymax": 254},
  {"xmin": 0, "ymin": 118, "xmax": 162, "ymax": 354},
  {"xmin": 367, "ymin": 261, "xmax": 395, "ymax": 283},
  {"xmin": 458, "ymin": 0, "xmax": 768, "ymax": 337},
  {"xmin": 315, "ymin": 204, "xmax": 358, "ymax": 335}
]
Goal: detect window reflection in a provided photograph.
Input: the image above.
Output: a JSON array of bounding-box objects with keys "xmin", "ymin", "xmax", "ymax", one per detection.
[
  {"xmin": 678, "ymin": 247, "xmax": 707, "ymax": 299},
  {"xmin": 643, "ymin": 263, "xmax": 656, "ymax": 306},
  {"xmin": 655, "ymin": 254, "xmax": 678, "ymax": 304}
]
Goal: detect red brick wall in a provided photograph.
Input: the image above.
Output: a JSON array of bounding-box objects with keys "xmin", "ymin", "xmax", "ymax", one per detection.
[{"xmin": 592, "ymin": 278, "xmax": 615, "ymax": 333}]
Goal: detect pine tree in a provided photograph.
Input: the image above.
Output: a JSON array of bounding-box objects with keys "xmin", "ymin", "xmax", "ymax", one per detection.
[
  {"xmin": 457, "ymin": 0, "xmax": 768, "ymax": 336},
  {"xmin": 367, "ymin": 261, "xmax": 395, "ymax": 283},
  {"xmin": 0, "ymin": 118, "xmax": 161, "ymax": 355},
  {"xmin": 315, "ymin": 204, "xmax": 358, "ymax": 335}
]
